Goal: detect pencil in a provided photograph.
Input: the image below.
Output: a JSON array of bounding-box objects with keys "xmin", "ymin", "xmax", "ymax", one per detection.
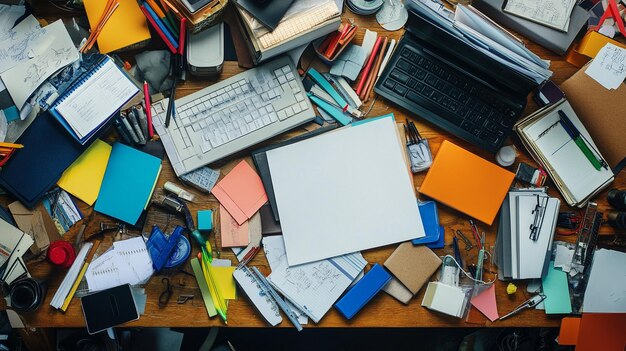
[
  {"xmin": 0, "ymin": 142, "xmax": 24, "ymax": 149},
  {"xmin": 143, "ymin": 81, "xmax": 154, "ymax": 138},
  {"xmin": 361, "ymin": 36, "xmax": 388, "ymax": 101},
  {"xmin": 200, "ymin": 253, "xmax": 228, "ymax": 323},
  {"xmin": 356, "ymin": 37, "xmax": 383, "ymax": 95},
  {"xmin": 61, "ymin": 240, "xmax": 101, "ymax": 312}
]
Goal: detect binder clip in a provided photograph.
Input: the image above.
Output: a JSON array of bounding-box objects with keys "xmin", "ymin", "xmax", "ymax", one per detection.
[{"xmin": 404, "ymin": 120, "xmax": 432, "ymax": 173}]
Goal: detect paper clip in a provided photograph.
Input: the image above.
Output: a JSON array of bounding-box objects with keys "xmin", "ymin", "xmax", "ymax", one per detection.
[{"xmin": 454, "ymin": 230, "xmax": 474, "ymax": 251}]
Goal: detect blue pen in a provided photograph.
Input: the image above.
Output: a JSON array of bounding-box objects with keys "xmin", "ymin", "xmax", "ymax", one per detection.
[
  {"xmin": 144, "ymin": 3, "xmax": 178, "ymax": 51},
  {"xmin": 452, "ymin": 236, "xmax": 463, "ymax": 269}
]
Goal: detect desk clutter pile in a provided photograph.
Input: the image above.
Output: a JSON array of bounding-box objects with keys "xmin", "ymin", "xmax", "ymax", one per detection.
[{"xmin": 0, "ymin": 0, "xmax": 626, "ymax": 348}]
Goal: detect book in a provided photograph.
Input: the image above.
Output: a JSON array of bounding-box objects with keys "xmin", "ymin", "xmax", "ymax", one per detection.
[
  {"xmin": 94, "ymin": 143, "xmax": 162, "ymax": 225},
  {"xmin": 83, "ymin": 0, "xmax": 151, "ymax": 54},
  {"xmin": 50, "ymin": 56, "xmax": 140, "ymax": 145},
  {"xmin": 419, "ymin": 140, "xmax": 515, "ymax": 225}
]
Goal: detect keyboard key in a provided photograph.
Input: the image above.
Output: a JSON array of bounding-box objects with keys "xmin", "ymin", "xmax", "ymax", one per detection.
[
  {"xmin": 397, "ymin": 59, "xmax": 411, "ymax": 72},
  {"xmin": 393, "ymin": 85, "xmax": 408, "ymax": 96},
  {"xmin": 383, "ymin": 79, "xmax": 396, "ymax": 90},
  {"xmin": 390, "ymin": 70, "xmax": 409, "ymax": 84}
]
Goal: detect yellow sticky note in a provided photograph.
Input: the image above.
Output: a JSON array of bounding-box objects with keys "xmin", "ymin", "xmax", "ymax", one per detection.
[
  {"xmin": 57, "ymin": 140, "xmax": 112, "ymax": 205},
  {"xmin": 212, "ymin": 266, "xmax": 237, "ymax": 300}
]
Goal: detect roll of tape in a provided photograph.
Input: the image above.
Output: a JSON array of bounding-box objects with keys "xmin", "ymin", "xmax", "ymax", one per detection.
[
  {"xmin": 9, "ymin": 277, "xmax": 47, "ymax": 312},
  {"xmin": 164, "ymin": 235, "xmax": 191, "ymax": 269}
]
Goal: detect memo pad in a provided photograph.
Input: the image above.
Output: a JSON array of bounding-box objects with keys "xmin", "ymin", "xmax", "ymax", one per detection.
[
  {"xmin": 266, "ymin": 116, "xmax": 425, "ymax": 266},
  {"xmin": 419, "ymin": 140, "xmax": 515, "ymax": 225},
  {"xmin": 212, "ymin": 161, "xmax": 268, "ymax": 225}
]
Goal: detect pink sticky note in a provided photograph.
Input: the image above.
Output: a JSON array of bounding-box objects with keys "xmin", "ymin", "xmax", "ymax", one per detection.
[
  {"xmin": 212, "ymin": 161, "xmax": 268, "ymax": 225},
  {"xmin": 220, "ymin": 205, "xmax": 249, "ymax": 248},
  {"xmin": 470, "ymin": 284, "xmax": 499, "ymax": 322}
]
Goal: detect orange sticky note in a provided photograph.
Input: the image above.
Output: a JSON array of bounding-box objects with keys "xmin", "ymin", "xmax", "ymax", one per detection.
[
  {"xmin": 219, "ymin": 205, "xmax": 249, "ymax": 248},
  {"xmin": 419, "ymin": 141, "xmax": 514, "ymax": 225},
  {"xmin": 470, "ymin": 284, "xmax": 499, "ymax": 322},
  {"xmin": 212, "ymin": 160, "xmax": 268, "ymax": 225},
  {"xmin": 577, "ymin": 313, "xmax": 626, "ymax": 351},
  {"xmin": 558, "ymin": 317, "xmax": 581, "ymax": 345}
]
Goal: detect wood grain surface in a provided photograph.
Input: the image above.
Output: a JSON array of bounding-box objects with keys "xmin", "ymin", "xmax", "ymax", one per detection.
[{"xmin": 2, "ymin": 2, "xmax": 624, "ymax": 330}]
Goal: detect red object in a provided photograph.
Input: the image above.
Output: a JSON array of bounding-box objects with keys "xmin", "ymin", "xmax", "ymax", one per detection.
[
  {"xmin": 144, "ymin": 81, "xmax": 153, "ymax": 138},
  {"xmin": 594, "ymin": 0, "xmax": 626, "ymax": 37},
  {"xmin": 356, "ymin": 37, "xmax": 383, "ymax": 95},
  {"xmin": 140, "ymin": 4, "xmax": 177, "ymax": 53},
  {"xmin": 178, "ymin": 17, "xmax": 187, "ymax": 55},
  {"xmin": 47, "ymin": 241, "xmax": 76, "ymax": 268}
]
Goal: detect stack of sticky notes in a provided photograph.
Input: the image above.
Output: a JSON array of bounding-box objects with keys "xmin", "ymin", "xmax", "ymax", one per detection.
[
  {"xmin": 212, "ymin": 160, "xmax": 268, "ymax": 249},
  {"xmin": 95, "ymin": 142, "xmax": 162, "ymax": 225}
]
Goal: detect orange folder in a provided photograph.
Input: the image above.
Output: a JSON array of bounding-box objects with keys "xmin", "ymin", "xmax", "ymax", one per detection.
[
  {"xmin": 577, "ymin": 313, "xmax": 626, "ymax": 351},
  {"xmin": 558, "ymin": 317, "xmax": 581, "ymax": 345},
  {"xmin": 419, "ymin": 140, "xmax": 514, "ymax": 225}
]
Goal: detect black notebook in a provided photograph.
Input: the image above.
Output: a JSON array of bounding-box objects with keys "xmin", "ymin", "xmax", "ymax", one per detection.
[{"xmin": 234, "ymin": 0, "xmax": 295, "ymax": 31}]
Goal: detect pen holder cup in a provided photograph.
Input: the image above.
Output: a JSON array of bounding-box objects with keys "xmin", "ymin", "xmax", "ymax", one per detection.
[{"xmin": 313, "ymin": 31, "xmax": 356, "ymax": 65}]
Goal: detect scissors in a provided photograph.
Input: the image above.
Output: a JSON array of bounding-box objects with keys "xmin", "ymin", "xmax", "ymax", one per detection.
[{"xmin": 499, "ymin": 294, "xmax": 546, "ymax": 320}]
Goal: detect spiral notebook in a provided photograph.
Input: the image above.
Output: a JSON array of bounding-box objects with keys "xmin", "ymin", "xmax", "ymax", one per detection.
[
  {"xmin": 50, "ymin": 56, "xmax": 139, "ymax": 144},
  {"xmin": 85, "ymin": 236, "xmax": 154, "ymax": 292}
]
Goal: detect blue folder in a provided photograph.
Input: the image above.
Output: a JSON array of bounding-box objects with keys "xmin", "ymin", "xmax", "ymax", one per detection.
[
  {"xmin": 412, "ymin": 201, "xmax": 440, "ymax": 245},
  {"xmin": 0, "ymin": 112, "xmax": 91, "ymax": 208},
  {"xmin": 335, "ymin": 263, "xmax": 391, "ymax": 319}
]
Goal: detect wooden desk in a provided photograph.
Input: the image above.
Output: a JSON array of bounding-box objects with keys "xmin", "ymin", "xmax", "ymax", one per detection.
[{"xmin": 3, "ymin": 3, "xmax": 625, "ymax": 343}]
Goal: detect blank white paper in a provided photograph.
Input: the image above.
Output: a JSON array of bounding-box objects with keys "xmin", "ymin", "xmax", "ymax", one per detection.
[
  {"xmin": 583, "ymin": 249, "xmax": 626, "ymax": 313},
  {"xmin": 266, "ymin": 116, "xmax": 425, "ymax": 266}
]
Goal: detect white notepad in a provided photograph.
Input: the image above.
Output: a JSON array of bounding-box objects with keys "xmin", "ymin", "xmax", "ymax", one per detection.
[
  {"xmin": 264, "ymin": 236, "xmax": 366, "ymax": 323},
  {"xmin": 266, "ymin": 116, "xmax": 425, "ymax": 266}
]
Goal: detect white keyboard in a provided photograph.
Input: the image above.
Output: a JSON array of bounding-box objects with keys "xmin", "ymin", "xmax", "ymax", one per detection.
[{"xmin": 153, "ymin": 56, "xmax": 316, "ymax": 176}]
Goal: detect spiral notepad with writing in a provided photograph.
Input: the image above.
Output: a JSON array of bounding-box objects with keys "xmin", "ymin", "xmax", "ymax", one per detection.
[
  {"xmin": 233, "ymin": 267, "xmax": 282, "ymax": 326},
  {"xmin": 50, "ymin": 56, "xmax": 139, "ymax": 144},
  {"xmin": 85, "ymin": 236, "xmax": 153, "ymax": 292}
]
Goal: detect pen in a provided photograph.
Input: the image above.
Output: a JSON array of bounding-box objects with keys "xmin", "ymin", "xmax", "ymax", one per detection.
[
  {"xmin": 558, "ymin": 110, "xmax": 604, "ymax": 170},
  {"xmin": 165, "ymin": 18, "xmax": 186, "ymax": 128},
  {"xmin": 145, "ymin": 0, "xmax": 178, "ymax": 37},
  {"xmin": 128, "ymin": 108, "xmax": 147, "ymax": 144},
  {"xmin": 143, "ymin": 81, "xmax": 154, "ymax": 138},
  {"xmin": 120, "ymin": 112, "xmax": 140, "ymax": 144},
  {"xmin": 134, "ymin": 105, "xmax": 149, "ymax": 140}
]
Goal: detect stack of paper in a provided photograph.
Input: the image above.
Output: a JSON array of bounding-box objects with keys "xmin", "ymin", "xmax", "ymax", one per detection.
[
  {"xmin": 85, "ymin": 237, "xmax": 154, "ymax": 292},
  {"xmin": 413, "ymin": 0, "xmax": 552, "ymax": 84},
  {"xmin": 583, "ymin": 249, "xmax": 626, "ymax": 313},
  {"xmin": 236, "ymin": 0, "xmax": 341, "ymax": 63},
  {"xmin": 0, "ymin": 218, "xmax": 34, "ymax": 285},
  {"xmin": 495, "ymin": 188, "xmax": 560, "ymax": 280},
  {"xmin": 263, "ymin": 236, "xmax": 366, "ymax": 323}
]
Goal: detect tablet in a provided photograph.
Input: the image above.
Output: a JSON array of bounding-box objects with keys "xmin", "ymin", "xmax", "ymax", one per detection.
[{"xmin": 80, "ymin": 284, "xmax": 139, "ymax": 334}]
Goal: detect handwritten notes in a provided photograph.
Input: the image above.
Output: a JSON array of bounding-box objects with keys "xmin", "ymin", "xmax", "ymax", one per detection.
[
  {"xmin": 585, "ymin": 43, "xmax": 626, "ymax": 90},
  {"xmin": 0, "ymin": 15, "xmax": 42, "ymax": 73},
  {"xmin": 503, "ymin": 0, "xmax": 576, "ymax": 32},
  {"xmin": 0, "ymin": 20, "xmax": 79, "ymax": 108},
  {"xmin": 55, "ymin": 59, "xmax": 138, "ymax": 138}
]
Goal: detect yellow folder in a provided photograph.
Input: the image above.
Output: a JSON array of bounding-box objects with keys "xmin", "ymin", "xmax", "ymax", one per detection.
[
  {"xmin": 83, "ymin": 0, "xmax": 151, "ymax": 54},
  {"xmin": 419, "ymin": 140, "xmax": 514, "ymax": 225}
]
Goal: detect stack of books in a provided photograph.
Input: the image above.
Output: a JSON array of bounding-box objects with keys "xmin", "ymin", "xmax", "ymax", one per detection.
[{"xmin": 235, "ymin": 0, "xmax": 341, "ymax": 64}]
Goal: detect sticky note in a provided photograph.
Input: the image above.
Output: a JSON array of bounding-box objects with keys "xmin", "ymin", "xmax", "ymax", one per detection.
[
  {"xmin": 542, "ymin": 261, "xmax": 572, "ymax": 314},
  {"xmin": 219, "ymin": 205, "xmax": 249, "ymax": 248},
  {"xmin": 212, "ymin": 266, "xmax": 236, "ymax": 300},
  {"xmin": 470, "ymin": 284, "xmax": 499, "ymax": 322},
  {"xmin": 197, "ymin": 210, "xmax": 213, "ymax": 231},
  {"xmin": 57, "ymin": 139, "xmax": 112, "ymax": 205},
  {"xmin": 211, "ymin": 161, "xmax": 268, "ymax": 225}
]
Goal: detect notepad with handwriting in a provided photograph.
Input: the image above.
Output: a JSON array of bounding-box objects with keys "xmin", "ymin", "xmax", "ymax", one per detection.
[
  {"xmin": 50, "ymin": 57, "xmax": 139, "ymax": 144},
  {"xmin": 263, "ymin": 236, "xmax": 366, "ymax": 323}
]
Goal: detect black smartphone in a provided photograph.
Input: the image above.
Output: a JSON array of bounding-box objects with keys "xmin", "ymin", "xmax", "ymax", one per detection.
[{"xmin": 80, "ymin": 284, "xmax": 139, "ymax": 335}]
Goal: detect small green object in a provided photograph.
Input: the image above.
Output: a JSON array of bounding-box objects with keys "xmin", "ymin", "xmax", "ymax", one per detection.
[
  {"xmin": 197, "ymin": 210, "xmax": 213, "ymax": 231},
  {"xmin": 191, "ymin": 258, "xmax": 217, "ymax": 317},
  {"xmin": 574, "ymin": 137, "xmax": 602, "ymax": 170}
]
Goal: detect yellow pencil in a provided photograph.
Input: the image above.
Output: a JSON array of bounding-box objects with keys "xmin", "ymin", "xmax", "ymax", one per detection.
[
  {"xmin": 0, "ymin": 142, "xmax": 24, "ymax": 149},
  {"xmin": 61, "ymin": 240, "xmax": 101, "ymax": 312},
  {"xmin": 200, "ymin": 255, "xmax": 228, "ymax": 323}
]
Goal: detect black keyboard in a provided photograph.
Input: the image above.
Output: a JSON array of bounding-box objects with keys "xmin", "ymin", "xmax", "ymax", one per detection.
[{"xmin": 377, "ymin": 45, "xmax": 524, "ymax": 152}]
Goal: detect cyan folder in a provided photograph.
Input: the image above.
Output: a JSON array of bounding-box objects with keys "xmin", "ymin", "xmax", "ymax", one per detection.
[
  {"xmin": 542, "ymin": 261, "xmax": 572, "ymax": 314},
  {"xmin": 335, "ymin": 263, "xmax": 391, "ymax": 319},
  {"xmin": 95, "ymin": 142, "xmax": 161, "ymax": 225}
]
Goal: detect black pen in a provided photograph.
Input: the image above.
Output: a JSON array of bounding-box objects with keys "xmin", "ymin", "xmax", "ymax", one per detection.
[{"xmin": 165, "ymin": 18, "xmax": 187, "ymax": 128}]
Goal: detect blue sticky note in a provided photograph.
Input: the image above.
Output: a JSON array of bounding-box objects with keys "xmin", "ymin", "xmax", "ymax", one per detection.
[
  {"xmin": 95, "ymin": 143, "xmax": 161, "ymax": 225},
  {"xmin": 413, "ymin": 201, "xmax": 440, "ymax": 244},
  {"xmin": 426, "ymin": 226, "xmax": 445, "ymax": 249},
  {"xmin": 542, "ymin": 261, "xmax": 572, "ymax": 314},
  {"xmin": 335, "ymin": 263, "xmax": 391, "ymax": 319},
  {"xmin": 3, "ymin": 106, "xmax": 19, "ymax": 122},
  {"xmin": 197, "ymin": 210, "xmax": 213, "ymax": 231}
]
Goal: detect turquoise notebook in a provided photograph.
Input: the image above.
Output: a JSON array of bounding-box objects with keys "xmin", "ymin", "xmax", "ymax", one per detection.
[
  {"xmin": 95, "ymin": 142, "xmax": 161, "ymax": 225},
  {"xmin": 542, "ymin": 261, "xmax": 572, "ymax": 314}
]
